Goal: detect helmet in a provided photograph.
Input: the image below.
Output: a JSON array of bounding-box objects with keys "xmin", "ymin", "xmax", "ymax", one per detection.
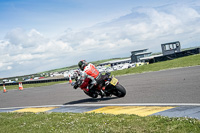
[{"xmin": 78, "ymin": 60, "xmax": 87, "ymax": 71}]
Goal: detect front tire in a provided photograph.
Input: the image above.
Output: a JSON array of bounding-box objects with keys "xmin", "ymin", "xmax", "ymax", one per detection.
[
  {"xmin": 84, "ymin": 91, "xmax": 98, "ymax": 98},
  {"xmin": 112, "ymin": 84, "xmax": 126, "ymax": 97}
]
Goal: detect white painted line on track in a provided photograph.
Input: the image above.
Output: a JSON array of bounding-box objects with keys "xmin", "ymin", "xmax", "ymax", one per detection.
[{"xmin": 1, "ymin": 103, "xmax": 200, "ymax": 110}]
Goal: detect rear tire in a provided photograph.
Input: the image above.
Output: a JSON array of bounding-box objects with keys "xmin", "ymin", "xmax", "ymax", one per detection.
[{"xmin": 112, "ymin": 84, "xmax": 126, "ymax": 97}]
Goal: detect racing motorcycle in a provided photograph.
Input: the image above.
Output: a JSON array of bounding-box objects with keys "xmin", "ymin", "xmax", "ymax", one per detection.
[{"xmin": 71, "ymin": 72, "xmax": 126, "ymax": 98}]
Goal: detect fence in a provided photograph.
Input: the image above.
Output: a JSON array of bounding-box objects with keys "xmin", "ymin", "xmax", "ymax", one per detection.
[
  {"xmin": 0, "ymin": 77, "xmax": 70, "ymax": 86},
  {"xmin": 149, "ymin": 47, "xmax": 200, "ymax": 63}
]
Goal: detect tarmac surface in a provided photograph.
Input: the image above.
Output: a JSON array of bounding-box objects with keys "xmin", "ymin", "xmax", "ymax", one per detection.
[{"xmin": 0, "ymin": 66, "xmax": 200, "ymax": 119}]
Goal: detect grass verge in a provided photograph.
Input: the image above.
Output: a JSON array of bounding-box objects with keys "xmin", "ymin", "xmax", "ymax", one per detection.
[
  {"xmin": 1, "ymin": 54, "xmax": 200, "ymax": 132},
  {"xmin": 0, "ymin": 81, "xmax": 67, "ymax": 91},
  {"xmin": 0, "ymin": 112, "xmax": 200, "ymax": 133},
  {"xmin": 111, "ymin": 54, "xmax": 200, "ymax": 76}
]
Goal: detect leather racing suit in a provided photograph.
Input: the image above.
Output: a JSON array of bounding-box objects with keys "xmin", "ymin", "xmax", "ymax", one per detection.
[{"xmin": 81, "ymin": 63, "xmax": 104, "ymax": 89}]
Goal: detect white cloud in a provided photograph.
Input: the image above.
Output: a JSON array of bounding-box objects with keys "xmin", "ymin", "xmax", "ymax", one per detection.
[
  {"xmin": 1, "ymin": 3, "xmax": 200, "ymax": 78},
  {"xmin": 0, "ymin": 28, "xmax": 76, "ymax": 77},
  {"xmin": 0, "ymin": 60, "xmax": 13, "ymax": 71},
  {"xmin": 7, "ymin": 66, "xmax": 12, "ymax": 70}
]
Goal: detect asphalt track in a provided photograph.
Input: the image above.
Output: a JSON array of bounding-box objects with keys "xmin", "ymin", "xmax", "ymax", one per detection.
[{"xmin": 0, "ymin": 66, "xmax": 200, "ymax": 119}]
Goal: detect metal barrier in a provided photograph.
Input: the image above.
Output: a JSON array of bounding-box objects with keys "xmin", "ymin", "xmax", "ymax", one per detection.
[
  {"xmin": 149, "ymin": 47, "xmax": 200, "ymax": 63},
  {"xmin": 0, "ymin": 77, "xmax": 70, "ymax": 86}
]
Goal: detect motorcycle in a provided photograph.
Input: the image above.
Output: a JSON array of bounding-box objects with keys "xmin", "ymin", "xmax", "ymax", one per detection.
[{"xmin": 72, "ymin": 72, "xmax": 126, "ymax": 98}]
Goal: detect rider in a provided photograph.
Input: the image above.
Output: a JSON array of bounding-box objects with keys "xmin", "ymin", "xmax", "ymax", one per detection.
[{"xmin": 78, "ymin": 60, "xmax": 105, "ymax": 91}]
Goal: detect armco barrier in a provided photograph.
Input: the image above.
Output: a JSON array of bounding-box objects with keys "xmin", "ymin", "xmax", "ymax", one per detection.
[
  {"xmin": 149, "ymin": 47, "xmax": 200, "ymax": 63},
  {"xmin": 0, "ymin": 77, "xmax": 70, "ymax": 86}
]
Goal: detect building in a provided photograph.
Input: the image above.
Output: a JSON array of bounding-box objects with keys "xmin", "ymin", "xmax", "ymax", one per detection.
[
  {"xmin": 139, "ymin": 42, "xmax": 181, "ymax": 63},
  {"xmin": 99, "ymin": 58, "xmax": 131, "ymax": 66},
  {"xmin": 140, "ymin": 41, "xmax": 200, "ymax": 63},
  {"xmin": 140, "ymin": 54, "xmax": 163, "ymax": 63},
  {"xmin": 161, "ymin": 41, "xmax": 181, "ymax": 55},
  {"xmin": 131, "ymin": 49, "xmax": 152, "ymax": 63}
]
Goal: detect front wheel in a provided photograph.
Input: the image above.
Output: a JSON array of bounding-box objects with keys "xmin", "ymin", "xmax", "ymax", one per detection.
[
  {"xmin": 84, "ymin": 91, "xmax": 98, "ymax": 98},
  {"xmin": 112, "ymin": 84, "xmax": 126, "ymax": 97}
]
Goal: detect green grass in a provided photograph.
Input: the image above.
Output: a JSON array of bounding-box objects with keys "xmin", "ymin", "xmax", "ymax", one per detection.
[
  {"xmin": 90, "ymin": 57, "xmax": 129, "ymax": 66},
  {"xmin": 1, "ymin": 81, "xmax": 68, "ymax": 91},
  {"xmin": 1, "ymin": 54, "xmax": 200, "ymax": 132},
  {"xmin": 0, "ymin": 112, "xmax": 199, "ymax": 133},
  {"xmin": 111, "ymin": 54, "xmax": 200, "ymax": 76}
]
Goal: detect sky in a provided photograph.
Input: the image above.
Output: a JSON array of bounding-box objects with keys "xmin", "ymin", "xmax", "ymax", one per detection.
[{"xmin": 0, "ymin": 0, "xmax": 200, "ymax": 78}]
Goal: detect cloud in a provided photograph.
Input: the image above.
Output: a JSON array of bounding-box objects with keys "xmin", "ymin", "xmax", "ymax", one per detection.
[
  {"xmin": 5, "ymin": 28, "xmax": 45, "ymax": 48},
  {"xmin": 0, "ymin": 59, "xmax": 13, "ymax": 71},
  {"xmin": 1, "ymin": 3, "xmax": 200, "ymax": 78},
  {"xmin": 89, "ymin": 4, "xmax": 200, "ymax": 49},
  {"xmin": 0, "ymin": 28, "xmax": 75, "ymax": 77},
  {"xmin": 58, "ymin": 3, "xmax": 200, "ymax": 61},
  {"xmin": 7, "ymin": 66, "xmax": 12, "ymax": 70}
]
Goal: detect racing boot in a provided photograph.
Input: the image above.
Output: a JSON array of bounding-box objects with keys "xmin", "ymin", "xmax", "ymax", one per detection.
[{"xmin": 100, "ymin": 89, "xmax": 106, "ymax": 98}]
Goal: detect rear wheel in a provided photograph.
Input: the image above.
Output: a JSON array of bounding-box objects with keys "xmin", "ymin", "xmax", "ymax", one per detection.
[{"xmin": 112, "ymin": 84, "xmax": 126, "ymax": 97}]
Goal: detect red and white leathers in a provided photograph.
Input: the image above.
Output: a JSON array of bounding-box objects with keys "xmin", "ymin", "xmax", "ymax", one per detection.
[
  {"xmin": 81, "ymin": 63, "xmax": 100, "ymax": 85},
  {"xmin": 78, "ymin": 63, "xmax": 106, "ymax": 95},
  {"xmin": 84, "ymin": 63, "xmax": 99, "ymax": 78}
]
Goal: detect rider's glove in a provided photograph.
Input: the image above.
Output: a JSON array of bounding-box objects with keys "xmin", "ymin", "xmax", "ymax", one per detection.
[
  {"xmin": 71, "ymin": 82, "xmax": 75, "ymax": 86},
  {"xmin": 73, "ymin": 83, "xmax": 78, "ymax": 89},
  {"xmin": 74, "ymin": 85, "xmax": 78, "ymax": 89},
  {"xmin": 73, "ymin": 79, "xmax": 83, "ymax": 89},
  {"xmin": 71, "ymin": 82, "xmax": 78, "ymax": 89}
]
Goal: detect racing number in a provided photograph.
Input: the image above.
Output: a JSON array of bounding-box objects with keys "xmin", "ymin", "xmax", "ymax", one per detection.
[{"xmin": 85, "ymin": 64, "xmax": 99, "ymax": 78}]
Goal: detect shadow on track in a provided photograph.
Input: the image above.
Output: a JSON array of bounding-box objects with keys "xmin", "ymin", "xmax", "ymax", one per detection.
[{"xmin": 63, "ymin": 97, "xmax": 119, "ymax": 105}]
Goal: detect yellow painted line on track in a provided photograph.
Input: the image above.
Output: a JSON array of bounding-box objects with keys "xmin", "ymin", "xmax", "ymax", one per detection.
[
  {"xmin": 86, "ymin": 106, "xmax": 175, "ymax": 116},
  {"xmin": 13, "ymin": 107, "xmax": 57, "ymax": 113}
]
